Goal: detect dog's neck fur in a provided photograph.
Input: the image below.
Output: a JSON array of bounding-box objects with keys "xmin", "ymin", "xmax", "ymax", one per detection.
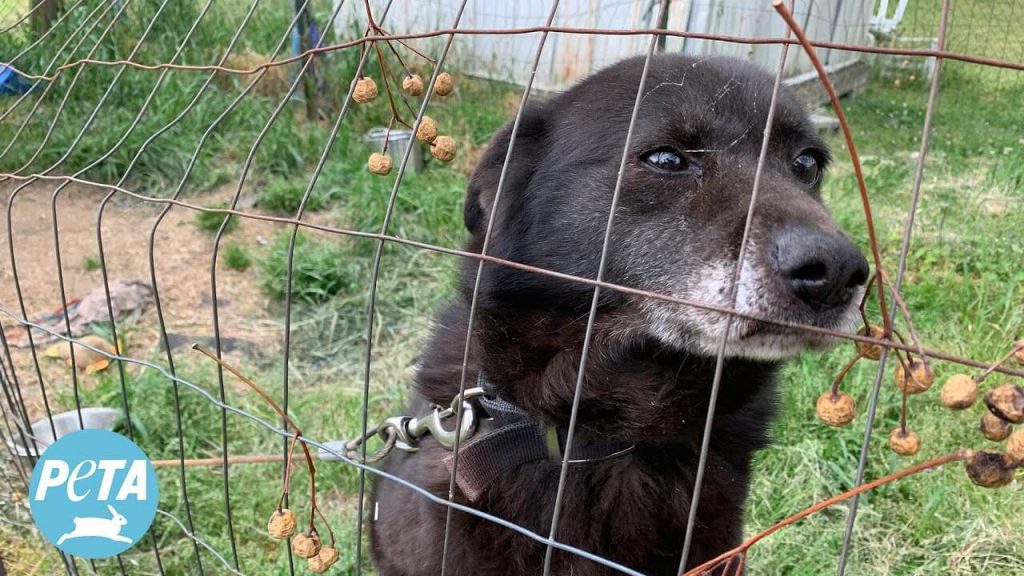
[{"xmin": 416, "ymin": 297, "xmax": 780, "ymax": 450}]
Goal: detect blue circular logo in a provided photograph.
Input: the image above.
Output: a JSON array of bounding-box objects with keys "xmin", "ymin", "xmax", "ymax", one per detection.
[{"xmin": 28, "ymin": 429, "xmax": 158, "ymax": 559}]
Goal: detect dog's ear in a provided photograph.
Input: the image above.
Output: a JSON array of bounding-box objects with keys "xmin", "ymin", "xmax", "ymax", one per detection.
[{"xmin": 464, "ymin": 104, "xmax": 549, "ymax": 239}]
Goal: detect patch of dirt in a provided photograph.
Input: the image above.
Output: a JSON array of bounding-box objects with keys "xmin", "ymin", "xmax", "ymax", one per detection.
[{"xmin": 0, "ymin": 180, "xmax": 288, "ymax": 421}]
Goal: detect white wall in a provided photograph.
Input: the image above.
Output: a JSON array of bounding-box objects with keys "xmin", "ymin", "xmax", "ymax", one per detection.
[{"xmin": 334, "ymin": 0, "xmax": 873, "ymax": 91}]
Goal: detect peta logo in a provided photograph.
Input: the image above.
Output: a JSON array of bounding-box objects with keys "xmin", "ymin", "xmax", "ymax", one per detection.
[{"xmin": 29, "ymin": 429, "xmax": 158, "ymax": 558}]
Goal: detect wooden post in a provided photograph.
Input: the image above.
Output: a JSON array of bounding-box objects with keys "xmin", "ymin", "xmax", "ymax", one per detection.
[
  {"xmin": 294, "ymin": 0, "xmax": 319, "ymax": 120},
  {"xmin": 30, "ymin": 0, "xmax": 62, "ymax": 35}
]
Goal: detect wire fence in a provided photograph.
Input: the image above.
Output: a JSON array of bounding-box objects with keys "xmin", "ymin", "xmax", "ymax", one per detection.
[{"xmin": 1, "ymin": 0, "xmax": 1023, "ymax": 575}]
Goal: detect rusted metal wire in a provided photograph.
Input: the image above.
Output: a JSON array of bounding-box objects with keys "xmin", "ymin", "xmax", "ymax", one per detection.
[
  {"xmin": 836, "ymin": 1, "xmax": 954, "ymax": 573},
  {"xmin": 15, "ymin": 26, "xmax": 1024, "ymax": 86},
  {"xmin": 3, "ymin": 172, "xmax": 1023, "ymax": 383}
]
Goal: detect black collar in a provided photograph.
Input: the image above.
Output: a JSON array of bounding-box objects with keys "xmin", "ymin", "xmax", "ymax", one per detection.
[{"xmin": 443, "ymin": 391, "xmax": 635, "ymax": 501}]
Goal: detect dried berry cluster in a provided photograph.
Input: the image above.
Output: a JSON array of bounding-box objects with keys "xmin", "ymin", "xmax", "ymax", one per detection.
[
  {"xmin": 939, "ymin": 341, "xmax": 1024, "ymax": 487},
  {"xmin": 191, "ymin": 345, "xmax": 342, "ymax": 572},
  {"xmin": 813, "ymin": 283, "xmax": 1021, "ymax": 488},
  {"xmin": 264, "ymin": 430, "xmax": 341, "ymax": 573},
  {"xmin": 268, "ymin": 499, "xmax": 340, "ymax": 573},
  {"xmin": 351, "ymin": 17, "xmax": 458, "ymax": 177}
]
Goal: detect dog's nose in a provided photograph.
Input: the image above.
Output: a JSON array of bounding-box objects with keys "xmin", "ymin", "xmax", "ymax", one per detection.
[{"xmin": 775, "ymin": 225, "xmax": 869, "ymax": 310}]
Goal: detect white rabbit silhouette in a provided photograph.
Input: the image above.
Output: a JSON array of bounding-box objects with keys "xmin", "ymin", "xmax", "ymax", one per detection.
[{"xmin": 56, "ymin": 504, "xmax": 132, "ymax": 545}]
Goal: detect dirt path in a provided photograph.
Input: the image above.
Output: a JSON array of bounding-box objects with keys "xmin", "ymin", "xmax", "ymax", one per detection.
[{"xmin": 0, "ymin": 180, "xmax": 284, "ymax": 420}]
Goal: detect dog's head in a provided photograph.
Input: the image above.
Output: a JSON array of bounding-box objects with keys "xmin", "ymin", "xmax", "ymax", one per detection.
[{"xmin": 464, "ymin": 54, "xmax": 869, "ymax": 361}]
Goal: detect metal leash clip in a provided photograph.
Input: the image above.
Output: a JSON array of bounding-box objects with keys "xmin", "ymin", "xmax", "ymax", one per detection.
[
  {"xmin": 329, "ymin": 387, "xmax": 488, "ymax": 463},
  {"xmin": 392, "ymin": 386, "xmax": 486, "ymax": 452}
]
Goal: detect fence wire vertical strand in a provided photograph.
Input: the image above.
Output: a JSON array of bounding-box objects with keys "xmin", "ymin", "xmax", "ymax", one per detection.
[
  {"xmin": 0, "ymin": 387, "xmax": 31, "ymax": 490},
  {"xmin": 0, "ymin": 0, "xmax": 97, "ymax": 127},
  {"xmin": 92, "ymin": 1, "xmax": 220, "ymax": 572},
  {"xmin": 1, "ymin": 10, "xmax": 118, "ymax": 421},
  {"xmin": 540, "ymin": 2, "xmax": 668, "ymax": 574},
  {"xmin": 14, "ymin": 0, "xmax": 139, "ymax": 436},
  {"xmin": 355, "ymin": 2, "xmax": 470, "ymax": 571},
  {"xmin": 206, "ymin": 0, "xmax": 340, "ymax": 568},
  {"xmin": 277, "ymin": 0, "xmax": 395, "ymax": 571},
  {"xmin": 129, "ymin": 1, "xmax": 271, "ymax": 571},
  {"xmin": 34, "ymin": 4, "xmax": 172, "ymax": 572},
  {"xmin": 0, "ymin": 329, "xmax": 37, "ymax": 482},
  {"xmin": 0, "ymin": 308, "xmax": 37, "ymax": 446},
  {"xmin": 146, "ymin": 0, "xmax": 307, "ymax": 565},
  {"xmin": 835, "ymin": 0, "xmax": 951, "ymax": 573},
  {"xmin": 439, "ymin": 2, "xmax": 561, "ymax": 574},
  {"xmin": 2, "ymin": 0, "xmax": 134, "ymax": 171},
  {"xmin": 677, "ymin": 10, "xmax": 793, "ymax": 572},
  {"xmin": 93, "ymin": 0, "xmax": 218, "ymax": 436}
]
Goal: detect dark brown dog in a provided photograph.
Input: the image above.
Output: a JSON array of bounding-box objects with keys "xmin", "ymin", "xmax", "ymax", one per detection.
[{"xmin": 370, "ymin": 54, "xmax": 868, "ymax": 575}]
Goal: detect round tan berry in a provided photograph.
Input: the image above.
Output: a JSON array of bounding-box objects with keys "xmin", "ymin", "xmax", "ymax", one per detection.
[
  {"xmin": 308, "ymin": 546, "xmax": 340, "ymax": 573},
  {"xmin": 1007, "ymin": 429, "xmax": 1024, "ymax": 464},
  {"xmin": 816, "ymin": 391, "xmax": 856, "ymax": 427},
  {"xmin": 984, "ymin": 383, "xmax": 1024, "ymax": 424},
  {"xmin": 980, "ymin": 411, "xmax": 1012, "ymax": 442},
  {"xmin": 430, "ymin": 135, "xmax": 456, "ymax": 162},
  {"xmin": 855, "ymin": 325, "xmax": 885, "ymax": 360},
  {"xmin": 433, "ymin": 71, "xmax": 454, "ymax": 96},
  {"xmin": 292, "ymin": 531, "xmax": 321, "ymax": 558},
  {"xmin": 308, "ymin": 556, "xmax": 328, "ymax": 574},
  {"xmin": 353, "ymin": 76, "xmax": 378, "ymax": 103},
  {"xmin": 368, "ymin": 152, "xmax": 393, "ymax": 176},
  {"xmin": 888, "ymin": 427, "xmax": 920, "ymax": 456},
  {"xmin": 416, "ymin": 116, "xmax": 438, "ymax": 144},
  {"xmin": 267, "ymin": 508, "xmax": 297, "ymax": 540},
  {"xmin": 939, "ymin": 374, "xmax": 978, "ymax": 410},
  {"xmin": 895, "ymin": 359, "xmax": 934, "ymax": 395},
  {"xmin": 402, "ymin": 73, "xmax": 424, "ymax": 96},
  {"xmin": 1014, "ymin": 341, "xmax": 1024, "ymax": 365},
  {"xmin": 965, "ymin": 450, "xmax": 1017, "ymax": 488}
]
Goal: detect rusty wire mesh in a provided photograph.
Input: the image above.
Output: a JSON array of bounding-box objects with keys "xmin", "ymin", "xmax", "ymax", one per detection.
[{"xmin": 1, "ymin": 0, "xmax": 1022, "ymax": 575}]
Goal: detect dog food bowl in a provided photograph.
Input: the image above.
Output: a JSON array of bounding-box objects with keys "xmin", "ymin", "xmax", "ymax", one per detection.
[
  {"xmin": 7, "ymin": 407, "xmax": 122, "ymax": 457},
  {"xmin": 362, "ymin": 127, "xmax": 424, "ymax": 173}
]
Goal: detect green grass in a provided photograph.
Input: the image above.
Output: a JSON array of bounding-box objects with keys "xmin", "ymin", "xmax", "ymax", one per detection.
[
  {"xmin": 259, "ymin": 231, "xmax": 357, "ymax": 303},
  {"xmin": 82, "ymin": 256, "xmax": 102, "ymax": 271},
  {"xmin": 222, "ymin": 244, "xmax": 252, "ymax": 271},
  {"xmin": 3, "ymin": 1, "xmax": 1023, "ymax": 574},
  {"xmin": 194, "ymin": 203, "xmax": 239, "ymax": 234}
]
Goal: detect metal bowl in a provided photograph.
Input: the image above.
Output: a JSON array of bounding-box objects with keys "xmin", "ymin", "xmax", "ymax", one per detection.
[{"xmin": 7, "ymin": 407, "xmax": 122, "ymax": 457}]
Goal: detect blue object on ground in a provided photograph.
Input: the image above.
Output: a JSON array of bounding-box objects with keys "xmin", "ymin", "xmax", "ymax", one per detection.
[{"xmin": 0, "ymin": 63, "xmax": 33, "ymax": 96}]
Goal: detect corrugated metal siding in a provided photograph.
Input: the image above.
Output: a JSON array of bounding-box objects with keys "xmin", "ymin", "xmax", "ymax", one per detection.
[{"xmin": 335, "ymin": 0, "xmax": 873, "ymax": 91}]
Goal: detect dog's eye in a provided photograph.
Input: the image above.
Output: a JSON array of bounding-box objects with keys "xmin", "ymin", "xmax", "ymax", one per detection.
[
  {"xmin": 641, "ymin": 148, "xmax": 688, "ymax": 173},
  {"xmin": 792, "ymin": 152, "xmax": 821, "ymax": 186}
]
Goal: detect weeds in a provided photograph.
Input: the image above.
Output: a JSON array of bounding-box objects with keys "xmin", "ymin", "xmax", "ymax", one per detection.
[
  {"xmin": 82, "ymin": 256, "xmax": 101, "ymax": 271},
  {"xmin": 193, "ymin": 203, "xmax": 239, "ymax": 234},
  {"xmin": 222, "ymin": 244, "xmax": 252, "ymax": 271},
  {"xmin": 259, "ymin": 231, "xmax": 355, "ymax": 303}
]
